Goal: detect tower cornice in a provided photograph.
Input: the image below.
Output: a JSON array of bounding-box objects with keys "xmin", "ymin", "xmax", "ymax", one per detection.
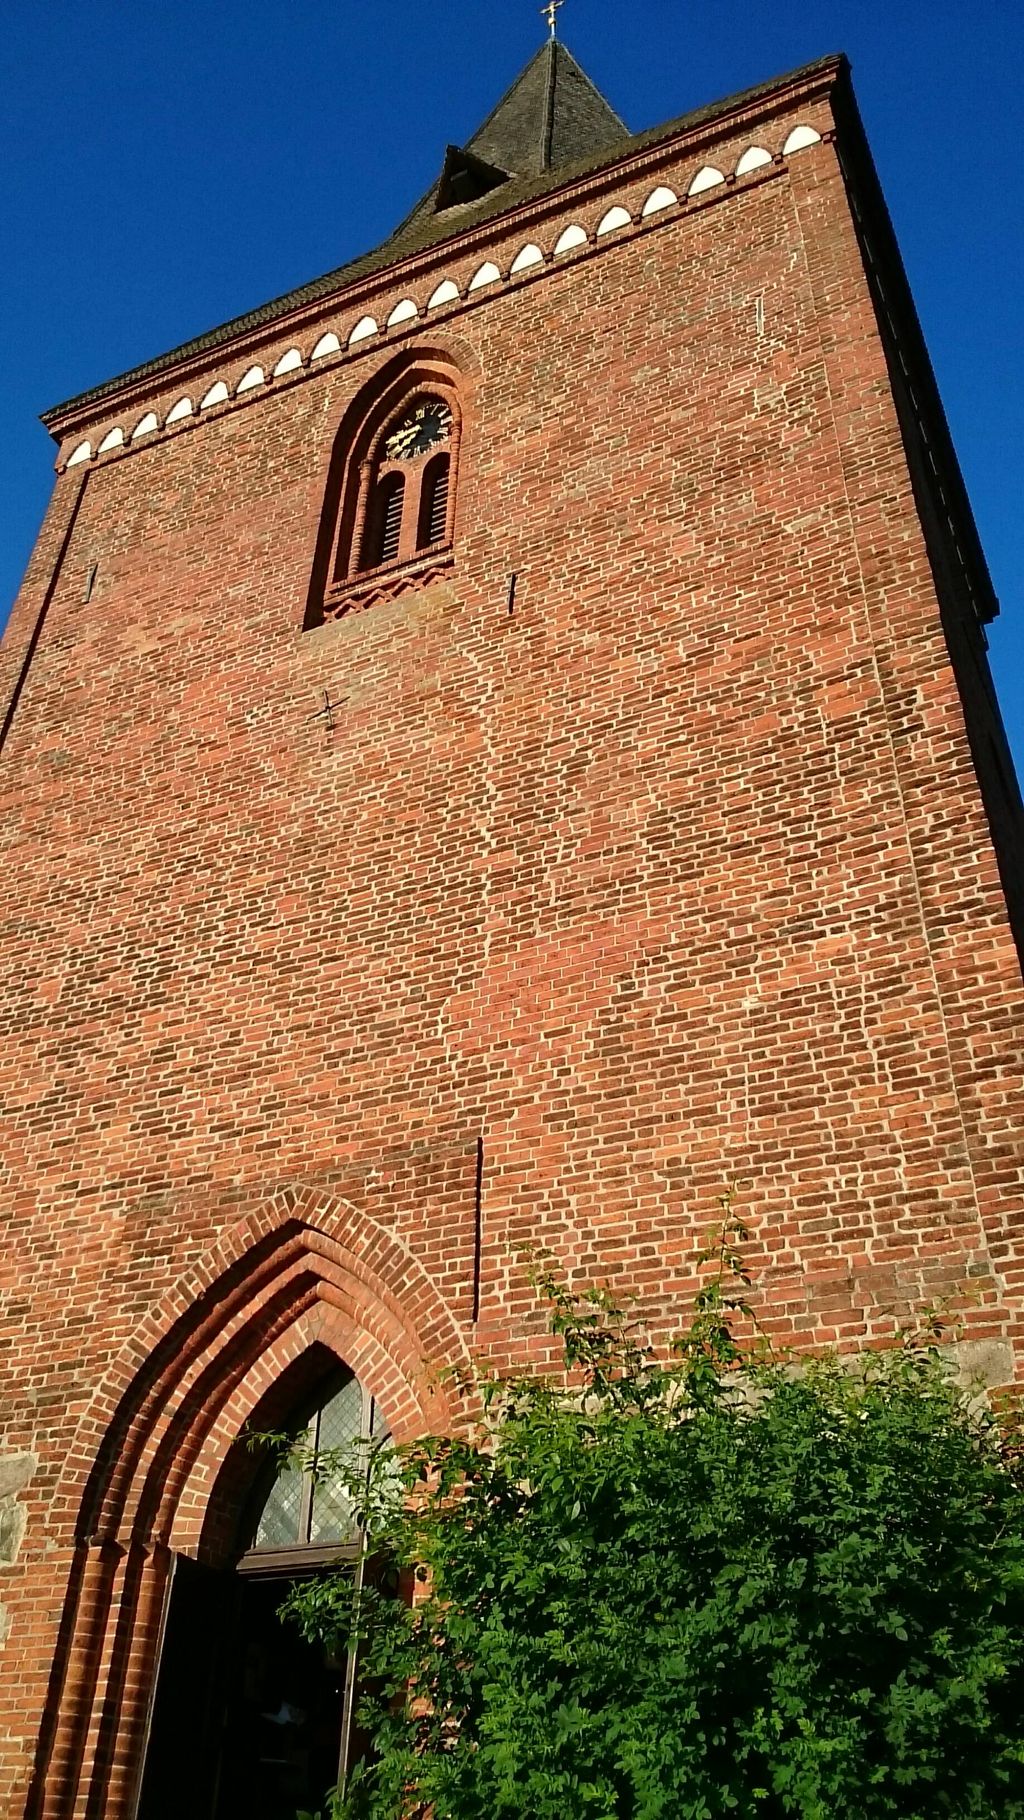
[{"xmin": 41, "ymin": 53, "xmax": 844, "ymax": 439}]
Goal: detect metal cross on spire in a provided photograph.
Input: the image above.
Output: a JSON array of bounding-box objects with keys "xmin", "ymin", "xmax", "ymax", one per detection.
[{"xmin": 541, "ymin": 0, "xmax": 564, "ymax": 39}]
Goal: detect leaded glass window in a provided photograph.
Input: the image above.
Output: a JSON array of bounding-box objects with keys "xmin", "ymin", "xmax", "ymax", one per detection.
[{"xmin": 253, "ymin": 1373, "xmax": 385, "ymax": 1552}]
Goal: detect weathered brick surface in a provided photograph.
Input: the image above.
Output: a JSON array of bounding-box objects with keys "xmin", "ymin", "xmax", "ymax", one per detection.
[{"xmin": 1, "ymin": 62, "xmax": 1022, "ymax": 1817}]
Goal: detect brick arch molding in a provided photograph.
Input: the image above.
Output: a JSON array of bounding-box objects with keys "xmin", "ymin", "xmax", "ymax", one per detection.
[
  {"xmin": 302, "ymin": 335, "xmax": 477, "ymax": 628},
  {"xmin": 26, "ymin": 1185, "xmax": 470, "ymax": 1820}
]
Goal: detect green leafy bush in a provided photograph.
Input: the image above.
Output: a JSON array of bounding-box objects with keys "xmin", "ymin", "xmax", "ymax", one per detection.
[{"xmin": 281, "ymin": 1216, "xmax": 1024, "ymax": 1819}]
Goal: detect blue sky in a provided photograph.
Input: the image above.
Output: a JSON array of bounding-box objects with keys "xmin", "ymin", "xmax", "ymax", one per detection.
[{"xmin": 3, "ymin": 1, "xmax": 1021, "ymax": 777}]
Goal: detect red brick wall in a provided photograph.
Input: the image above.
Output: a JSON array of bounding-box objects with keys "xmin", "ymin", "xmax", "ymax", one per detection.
[{"xmin": 2, "ymin": 76, "xmax": 1022, "ymax": 1816}]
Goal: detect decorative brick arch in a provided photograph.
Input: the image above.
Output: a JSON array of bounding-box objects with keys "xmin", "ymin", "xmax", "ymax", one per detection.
[
  {"xmin": 29, "ymin": 1186, "xmax": 471, "ymax": 1820},
  {"xmin": 53, "ymin": 1184, "xmax": 468, "ymax": 1547},
  {"xmin": 302, "ymin": 338, "xmax": 478, "ymax": 627},
  {"xmin": 182, "ymin": 1303, "xmax": 428, "ymax": 1564}
]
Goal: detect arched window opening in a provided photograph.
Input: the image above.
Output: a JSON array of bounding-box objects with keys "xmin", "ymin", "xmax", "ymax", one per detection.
[
  {"xmin": 247, "ymin": 1368, "xmax": 387, "ymax": 1560},
  {"xmin": 308, "ymin": 365, "xmax": 463, "ymax": 625},
  {"xmin": 351, "ymin": 394, "xmax": 453, "ymax": 575},
  {"xmin": 418, "ymin": 450, "xmax": 451, "ymax": 550},
  {"xmin": 363, "ymin": 471, "xmax": 405, "ymax": 571},
  {"xmin": 355, "ymin": 396, "xmax": 453, "ymax": 575}
]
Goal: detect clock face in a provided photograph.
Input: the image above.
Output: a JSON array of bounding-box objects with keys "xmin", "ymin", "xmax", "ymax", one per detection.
[{"xmin": 384, "ymin": 399, "xmax": 452, "ymax": 461}]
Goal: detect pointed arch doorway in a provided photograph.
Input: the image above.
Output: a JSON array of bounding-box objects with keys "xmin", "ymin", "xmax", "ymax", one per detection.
[
  {"xmin": 135, "ymin": 1359, "xmax": 389, "ymax": 1820},
  {"xmin": 32, "ymin": 1197, "xmax": 467, "ymax": 1820}
]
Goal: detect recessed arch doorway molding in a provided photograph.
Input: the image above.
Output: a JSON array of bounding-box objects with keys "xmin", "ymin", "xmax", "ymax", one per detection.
[{"xmin": 27, "ymin": 1187, "xmax": 469, "ymax": 1820}]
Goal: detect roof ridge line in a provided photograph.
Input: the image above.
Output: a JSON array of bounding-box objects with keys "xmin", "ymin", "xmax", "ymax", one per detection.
[
  {"xmin": 554, "ymin": 40, "xmax": 630, "ymax": 136},
  {"xmin": 542, "ymin": 39, "xmax": 557, "ymax": 171},
  {"xmin": 465, "ymin": 40, "xmax": 552, "ymax": 162}
]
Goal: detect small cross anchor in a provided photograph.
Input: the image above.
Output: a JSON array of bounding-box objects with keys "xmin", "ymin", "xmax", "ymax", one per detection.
[
  {"xmin": 308, "ymin": 688, "xmax": 345, "ymax": 739},
  {"xmin": 542, "ymin": 0, "xmax": 564, "ymax": 39}
]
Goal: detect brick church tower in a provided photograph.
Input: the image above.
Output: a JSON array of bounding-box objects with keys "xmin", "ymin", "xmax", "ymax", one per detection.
[{"xmin": 2, "ymin": 36, "xmax": 1023, "ymax": 1819}]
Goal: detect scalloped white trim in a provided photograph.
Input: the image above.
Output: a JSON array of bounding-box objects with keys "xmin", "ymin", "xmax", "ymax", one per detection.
[
  {"xmin": 736, "ymin": 146, "xmax": 772, "ymax": 175},
  {"xmin": 783, "ymin": 125, "xmax": 821, "ymax": 154},
  {"xmin": 688, "ymin": 166, "xmax": 725, "ymax": 196},
  {"xmin": 510, "ymin": 243, "xmax": 544, "ymax": 274},
  {"xmin": 427, "ymin": 279, "xmax": 460, "ymax": 309},
  {"xmin": 67, "ymin": 131, "xmax": 823, "ymax": 464},
  {"xmin": 554, "ymin": 223, "xmax": 588, "ymax": 254},
  {"xmin": 597, "ymin": 205, "xmax": 631, "ymax": 236},
  {"xmin": 641, "ymin": 186, "xmax": 677, "ymax": 217}
]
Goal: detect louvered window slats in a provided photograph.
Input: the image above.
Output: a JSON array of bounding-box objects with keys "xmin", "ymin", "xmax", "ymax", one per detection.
[
  {"xmin": 364, "ymin": 475, "xmax": 404, "ymax": 568},
  {"xmin": 379, "ymin": 478, "xmax": 404, "ymax": 563},
  {"xmin": 419, "ymin": 455, "xmax": 450, "ymax": 550},
  {"xmin": 428, "ymin": 461, "xmax": 449, "ymax": 545}
]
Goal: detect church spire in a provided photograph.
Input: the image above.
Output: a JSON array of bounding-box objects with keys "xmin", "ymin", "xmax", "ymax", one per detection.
[
  {"xmin": 464, "ymin": 38, "xmax": 626, "ymax": 181},
  {"xmin": 388, "ymin": 37, "xmax": 626, "ymax": 240}
]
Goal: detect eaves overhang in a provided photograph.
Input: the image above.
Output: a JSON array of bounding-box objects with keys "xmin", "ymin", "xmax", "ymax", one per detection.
[{"xmin": 41, "ymin": 53, "xmax": 845, "ymax": 438}]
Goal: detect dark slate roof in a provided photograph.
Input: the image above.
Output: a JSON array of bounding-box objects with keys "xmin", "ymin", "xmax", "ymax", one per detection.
[
  {"xmin": 391, "ymin": 40, "xmax": 628, "ymax": 242},
  {"xmin": 470, "ymin": 40, "xmax": 627, "ymax": 180},
  {"xmin": 43, "ymin": 49, "xmax": 842, "ymax": 427}
]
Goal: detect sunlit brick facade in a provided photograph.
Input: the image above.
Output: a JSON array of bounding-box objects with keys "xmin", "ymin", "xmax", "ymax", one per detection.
[{"xmin": 1, "ymin": 45, "xmax": 1022, "ymax": 1819}]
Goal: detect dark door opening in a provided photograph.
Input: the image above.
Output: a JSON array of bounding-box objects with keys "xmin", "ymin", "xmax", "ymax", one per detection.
[
  {"xmin": 215, "ymin": 1572, "xmax": 347, "ymax": 1820},
  {"xmin": 135, "ymin": 1561, "xmax": 352, "ymax": 1820},
  {"xmin": 135, "ymin": 1368, "xmax": 387, "ymax": 1820}
]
